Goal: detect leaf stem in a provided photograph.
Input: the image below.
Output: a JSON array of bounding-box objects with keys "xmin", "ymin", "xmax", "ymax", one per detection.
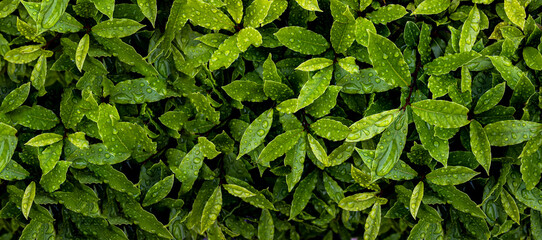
[{"xmin": 400, "ymin": 52, "xmax": 422, "ymax": 110}]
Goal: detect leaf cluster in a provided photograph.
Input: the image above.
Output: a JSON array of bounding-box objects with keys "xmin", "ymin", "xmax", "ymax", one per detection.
[{"xmin": 0, "ymin": 0, "xmax": 542, "ymax": 239}]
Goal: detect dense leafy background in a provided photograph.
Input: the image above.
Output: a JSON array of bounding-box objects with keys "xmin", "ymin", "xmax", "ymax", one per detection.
[{"xmin": 0, "ymin": 0, "xmax": 541, "ymax": 239}]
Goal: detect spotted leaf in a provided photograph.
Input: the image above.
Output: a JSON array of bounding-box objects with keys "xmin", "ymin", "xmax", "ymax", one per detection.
[
  {"xmin": 274, "ymin": 26, "xmax": 329, "ymax": 55},
  {"xmin": 258, "ymin": 129, "xmax": 303, "ymax": 167},
  {"xmin": 92, "ymin": 19, "xmax": 144, "ymax": 38},
  {"xmin": 368, "ymin": 31, "xmax": 410, "ymax": 88},
  {"xmin": 474, "ymin": 82, "xmax": 506, "ymax": 114},
  {"xmin": 201, "ymin": 186, "xmax": 222, "ymax": 234},
  {"xmin": 238, "ymin": 109, "xmax": 273, "ymax": 159},
  {"xmin": 290, "ymin": 171, "xmax": 318, "ymax": 219},
  {"xmin": 413, "ymin": 0, "xmax": 450, "ymax": 15},
  {"xmin": 426, "ymin": 166, "xmax": 479, "ymax": 185},
  {"xmin": 484, "ymin": 120, "xmax": 542, "ymax": 146},
  {"xmin": 296, "ymin": 58, "xmax": 333, "ymax": 72},
  {"xmin": 347, "ymin": 109, "xmax": 400, "ymax": 142},
  {"xmin": 411, "ymin": 100, "xmax": 470, "ymax": 128},
  {"xmin": 142, "ymin": 175, "xmax": 174, "ymax": 207}
]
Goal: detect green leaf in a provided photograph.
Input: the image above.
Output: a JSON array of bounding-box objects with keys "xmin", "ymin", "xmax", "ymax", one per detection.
[
  {"xmin": 413, "ymin": 0, "xmax": 450, "ymax": 15},
  {"xmin": 328, "ymin": 142, "xmax": 356, "ymax": 167},
  {"xmin": 374, "ymin": 111, "xmax": 408, "ymax": 176},
  {"xmin": 297, "ymin": 67, "xmax": 332, "ymax": 110},
  {"xmin": 355, "ymin": 17, "xmax": 376, "ymax": 47},
  {"xmin": 461, "ymin": 66, "xmax": 472, "ymax": 93},
  {"xmin": 532, "ymin": 210, "xmax": 542, "ymax": 240},
  {"xmin": 50, "ymin": 12, "xmax": 83, "ymax": 33},
  {"xmin": 488, "ymin": 56, "xmax": 522, "ymax": 89},
  {"xmin": 474, "ymin": 82, "xmax": 506, "ymax": 114},
  {"xmin": 0, "ymin": 82, "xmax": 31, "ymax": 114},
  {"xmin": 223, "ymin": 80, "xmax": 266, "ymax": 102},
  {"xmin": 368, "ymin": 31, "xmax": 410, "ymax": 88},
  {"xmin": 364, "ymin": 203, "xmax": 381, "ymax": 240},
  {"xmin": 25, "ymin": 133, "xmax": 63, "ymax": 147},
  {"xmin": 0, "ymin": 123, "xmax": 17, "ymax": 174},
  {"xmin": 225, "ymin": 0, "xmax": 243, "ymax": 24},
  {"xmin": 294, "ymin": 0, "xmax": 321, "ymax": 11},
  {"xmin": 30, "ymin": 54, "xmax": 47, "ymax": 96},
  {"xmin": 323, "ymin": 172, "xmax": 344, "ymax": 203},
  {"xmin": 504, "ymin": 0, "xmax": 525, "ymax": 29},
  {"xmin": 523, "ymin": 47, "xmax": 542, "ymax": 70},
  {"xmin": 8, "ymin": 105, "xmax": 59, "ymax": 130},
  {"xmin": 258, "ymin": 209, "xmax": 275, "ymax": 240},
  {"xmin": 339, "ymin": 192, "xmax": 377, "ymax": 211},
  {"xmin": 244, "ymin": 0, "xmax": 272, "ymax": 28},
  {"xmin": 238, "ymin": 109, "xmax": 273, "ymax": 159},
  {"xmin": 459, "ymin": 5, "xmax": 480, "ymax": 52},
  {"xmin": 75, "ymin": 34, "xmax": 89, "ymax": 72},
  {"xmin": 424, "ymin": 51, "xmax": 481, "ymax": 75},
  {"xmin": 484, "ymin": 120, "xmax": 542, "ymax": 146},
  {"xmin": 90, "ymin": 0, "xmax": 114, "ymax": 18},
  {"xmin": 262, "ymin": 0, "xmax": 287, "ymax": 25},
  {"xmin": 142, "ymin": 175, "xmax": 174, "ymax": 207},
  {"xmin": 305, "ymin": 85, "xmax": 342, "ymax": 118},
  {"xmin": 184, "ymin": 0, "xmax": 234, "ymax": 31},
  {"xmin": 427, "ymin": 74, "xmax": 456, "ymax": 98},
  {"xmin": 95, "ymin": 36, "xmax": 159, "ymax": 76},
  {"xmin": 263, "ymin": 54, "xmax": 282, "ymax": 82},
  {"xmin": 338, "ymin": 57, "xmax": 359, "ymax": 74},
  {"xmin": 331, "ymin": 20, "xmax": 356, "ymax": 54},
  {"xmin": 285, "ymin": 134, "xmax": 306, "ymax": 191},
  {"xmin": 201, "ymin": 186, "xmax": 222, "ymax": 234},
  {"xmin": 290, "ymin": 171, "xmax": 318, "ymax": 219},
  {"xmin": 4, "ymin": 45, "xmax": 46, "ymax": 64},
  {"xmin": 67, "ymin": 132, "xmax": 89, "ymax": 149},
  {"xmin": 426, "ymin": 166, "xmax": 479, "ymax": 185},
  {"xmin": 236, "ymin": 27, "xmax": 262, "ymax": 52},
  {"xmin": 21, "ymin": 181, "xmax": 36, "ymax": 219},
  {"xmin": 222, "ymin": 184, "xmax": 256, "ymax": 198},
  {"xmin": 92, "ymin": 19, "xmax": 144, "ymax": 38},
  {"xmin": 296, "ymin": 58, "xmax": 333, "ymax": 72},
  {"xmin": 500, "ymin": 189, "xmax": 520, "ymax": 224},
  {"xmin": 0, "ymin": 0, "xmax": 19, "ymax": 18},
  {"xmin": 175, "ymin": 144, "xmax": 205, "ymax": 193},
  {"xmin": 258, "ymin": 209, "xmax": 274, "ymax": 240},
  {"xmin": 469, "ymin": 120, "xmax": 491, "ymax": 174},
  {"xmin": 39, "ymin": 161, "xmax": 70, "ymax": 192},
  {"xmin": 137, "ymin": 0, "xmax": 157, "ymax": 26},
  {"xmin": 411, "ymin": 115, "xmax": 449, "ymax": 165},
  {"xmin": 258, "ymin": 129, "xmax": 303, "ymax": 167},
  {"xmin": 0, "ymin": 160, "xmax": 29, "ymax": 181},
  {"xmin": 209, "ymin": 35, "xmax": 241, "ymax": 71},
  {"xmin": 335, "ymin": 68, "xmax": 393, "ymax": 94},
  {"xmin": 410, "ymin": 181, "xmax": 424, "ymax": 219},
  {"xmin": 38, "ymin": 141, "xmax": 62, "ymax": 175},
  {"xmin": 430, "ymin": 184, "xmax": 486, "ymax": 218},
  {"xmin": 346, "ymin": 109, "xmax": 400, "ymax": 142},
  {"xmin": 311, "ymin": 119, "xmax": 350, "ymax": 141},
  {"xmin": 274, "ymin": 26, "xmax": 329, "ymax": 55},
  {"xmin": 366, "ymin": 4, "xmax": 407, "ymax": 24},
  {"xmin": 53, "ymin": 182, "xmax": 100, "ymax": 217},
  {"xmin": 411, "ymin": 100, "xmax": 470, "ymax": 128},
  {"xmin": 40, "ymin": 0, "xmax": 69, "ymax": 29},
  {"xmin": 520, "ymin": 132, "xmax": 542, "ymax": 159},
  {"xmin": 88, "ymin": 164, "xmax": 141, "ymax": 197},
  {"xmin": 115, "ymin": 192, "xmax": 173, "ymax": 239},
  {"xmin": 307, "ymin": 133, "xmax": 329, "ymax": 167}
]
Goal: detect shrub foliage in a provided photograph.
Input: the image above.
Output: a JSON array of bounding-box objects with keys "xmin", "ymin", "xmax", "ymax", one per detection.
[{"xmin": 0, "ymin": 0, "xmax": 542, "ymax": 239}]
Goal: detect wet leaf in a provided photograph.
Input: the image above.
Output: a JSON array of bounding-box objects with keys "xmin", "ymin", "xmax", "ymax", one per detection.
[
  {"xmin": 411, "ymin": 100, "xmax": 470, "ymax": 128},
  {"xmin": 410, "ymin": 181, "xmax": 424, "ymax": 219},
  {"xmin": 368, "ymin": 31, "xmax": 410, "ymax": 88},
  {"xmin": 274, "ymin": 26, "xmax": 329, "ymax": 55}
]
